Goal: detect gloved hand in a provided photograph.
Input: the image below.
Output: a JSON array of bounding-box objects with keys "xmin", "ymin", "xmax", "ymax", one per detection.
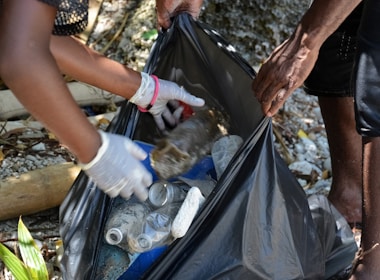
[
  {"xmin": 130, "ymin": 72, "xmax": 205, "ymax": 130},
  {"xmin": 79, "ymin": 130, "xmax": 152, "ymax": 201}
]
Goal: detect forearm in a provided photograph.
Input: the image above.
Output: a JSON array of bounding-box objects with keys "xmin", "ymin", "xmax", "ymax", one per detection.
[
  {"xmin": 3, "ymin": 47, "xmax": 100, "ymax": 163},
  {"xmin": 50, "ymin": 35, "xmax": 141, "ymax": 99},
  {"xmin": 252, "ymin": 0, "xmax": 362, "ymax": 117},
  {"xmin": 296, "ymin": 0, "xmax": 362, "ymax": 51}
]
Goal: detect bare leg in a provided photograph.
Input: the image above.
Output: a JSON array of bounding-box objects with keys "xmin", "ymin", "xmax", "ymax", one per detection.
[
  {"xmin": 318, "ymin": 96, "xmax": 362, "ymax": 224},
  {"xmin": 351, "ymin": 137, "xmax": 380, "ymax": 279}
]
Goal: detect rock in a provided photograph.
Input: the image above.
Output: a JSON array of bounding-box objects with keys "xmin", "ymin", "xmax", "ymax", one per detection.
[{"xmin": 201, "ymin": 0, "xmax": 309, "ymax": 65}]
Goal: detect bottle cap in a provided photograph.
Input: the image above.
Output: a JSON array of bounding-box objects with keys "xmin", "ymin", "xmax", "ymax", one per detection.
[
  {"xmin": 136, "ymin": 233, "xmax": 153, "ymax": 251},
  {"xmin": 105, "ymin": 228, "xmax": 123, "ymax": 245}
]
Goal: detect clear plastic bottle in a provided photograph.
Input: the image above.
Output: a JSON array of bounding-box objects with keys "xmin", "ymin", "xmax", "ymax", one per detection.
[
  {"xmin": 211, "ymin": 135, "xmax": 243, "ymax": 179},
  {"xmin": 104, "ymin": 201, "xmax": 151, "ymax": 251},
  {"xmin": 147, "ymin": 180, "xmax": 190, "ymax": 208},
  {"xmin": 105, "ymin": 180, "xmax": 197, "ymax": 254},
  {"xmin": 127, "ymin": 203, "xmax": 181, "ymax": 253}
]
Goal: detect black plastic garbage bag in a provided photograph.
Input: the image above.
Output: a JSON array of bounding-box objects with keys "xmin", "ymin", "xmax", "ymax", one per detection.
[
  {"xmin": 308, "ymin": 195, "xmax": 358, "ymax": 279},
  {"xmin": 59, "ymin": 13, "xmax": 356, "ymax": 280}
]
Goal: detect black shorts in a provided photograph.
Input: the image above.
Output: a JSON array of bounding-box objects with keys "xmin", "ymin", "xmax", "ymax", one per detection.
[
  {"xmin": 353, "ymin": 0, "xmax": 380, "ymax": 137},
  {"xmin": 303, "ymin": 3, "xmax": 364, "ymax": 98},
  {"xmin": 38, "ymin": 0, "xmax": 88, "ymax": 36}
]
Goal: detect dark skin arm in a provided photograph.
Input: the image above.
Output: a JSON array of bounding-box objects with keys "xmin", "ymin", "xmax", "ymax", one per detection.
[
  {"xmin": 50, "ymin": 35, "xmax": 141, "ymax": 99},
  {"xmin": 252, "ymin": 0, "xmax": 362, "ymax": 117},
  {"xmin": 0, "ymin": 0, "xmax": 204, "ymax": 164},
  {"xmin": 0, "ymin": 0, "xmax": 101, "ymax": 163}
]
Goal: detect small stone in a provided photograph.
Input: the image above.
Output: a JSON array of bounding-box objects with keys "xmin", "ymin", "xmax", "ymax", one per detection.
[{"xmin": 31, "ymin": 143, "xmax": 46, "ymax": 151}]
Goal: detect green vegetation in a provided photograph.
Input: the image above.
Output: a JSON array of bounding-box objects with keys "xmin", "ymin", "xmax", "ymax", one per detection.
[{"xmin": 0, "ymin": 217, "xmax": 49, "ymax": 280}]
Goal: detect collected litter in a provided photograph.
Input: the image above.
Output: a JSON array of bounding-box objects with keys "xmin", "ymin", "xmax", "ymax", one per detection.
[
  {"xmin": 59, "ymin": 14, "xmax": 357, "ymax": 280},
  {"xmin": 104, "ymin": 124, "xmax": 241, "ymax": 256},
  {"xmin": 150, "ymin": 107, "xmax": 230, "ymax": 179}
]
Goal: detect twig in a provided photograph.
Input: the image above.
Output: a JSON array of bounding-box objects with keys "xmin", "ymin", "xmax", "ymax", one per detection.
[
  {"xmin": 273, "ymin": 124, "xmax": 294, "ymax": 165},
  {"xmin": 0, "ymin": 238, "xmax": 18, "ymax": 243},
  {"xmin": 348, "ymin": 243, "xmax": 380, "ymax": 278},
  {"xmin": 100, "ymin": 12, "xmax": 130, "ymax": 54},
  {"xmin": 0, "ymin": 121, "xmax": 7, "ymax": 135}
]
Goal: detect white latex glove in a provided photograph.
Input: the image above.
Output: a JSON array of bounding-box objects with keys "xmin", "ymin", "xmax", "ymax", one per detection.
[
  {"xmin": 130, "ymin": 72, "xmax": 205, "ymax": 130},
  {"xmin": 79, "ymin": 131, "xmax": 152, "ymax": 201}
]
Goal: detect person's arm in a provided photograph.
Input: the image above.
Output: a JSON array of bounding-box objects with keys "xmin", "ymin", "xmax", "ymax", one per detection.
[
  {"xmin": 0, "ymin": 0, "xmax": 202, "ymax": 201},
  {"xmin": 50, "ymin": 35, "xmax": 142, "ymax": 99},
  {"xmin": 0, "ymin": 1, "xmax": 152, "ymax": 201},
  {"xmin": 252, "ymin": 0, "xmax": 362, "ymax": 117},
  {"xmin": 50, "ymin": 35, "xmax": 204, "ymax": 130},
  {"xmin": 155, "ymin": 0, "xmax": 204, "ymax": 29},
  {"xmin": 0, "ymin": 0, "xmax": 99, "ymax": 164}
]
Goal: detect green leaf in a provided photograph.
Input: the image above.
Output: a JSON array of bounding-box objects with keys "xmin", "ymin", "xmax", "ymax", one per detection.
[
  {"xmin": 0, "ymin": 242, "xmax": 30, "ymax": 280},
  {"xmin": 141, "ymin": 29, "xmax": 158, "ymax": 40},
  {"xmin": 18, "ymin": 217, "xmax": 49, "ymax": 280}
]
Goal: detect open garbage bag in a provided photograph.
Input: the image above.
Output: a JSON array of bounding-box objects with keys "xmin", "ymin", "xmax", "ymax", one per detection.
[{"xmin": 59, "ymin": 13, "xmax": 357, "ymax": 280}]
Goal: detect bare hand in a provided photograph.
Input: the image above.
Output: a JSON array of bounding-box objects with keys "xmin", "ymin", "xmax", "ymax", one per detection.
[
  {"xmin": 156, "ymin": 0, "xmax": 203, "ymax": 30},
  {"xmin": 252, "ymin": 38, "xmax": 319, "ymax": 117}
]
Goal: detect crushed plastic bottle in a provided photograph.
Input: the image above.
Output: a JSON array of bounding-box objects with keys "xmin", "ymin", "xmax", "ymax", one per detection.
[
  {"xmin": 127, "ymin": 202, "xmax": 181, "ymax": 253},
  {"xmin": 150, "ymin": 108, "xmax": 230, "ymax": 179},
  {"xmin": 211, "ymin": 134, "xmax": 243, "ymax": 179},
  {"xmin": 104, "ymin": 201, "xmax": 151, "ymax": 251}
]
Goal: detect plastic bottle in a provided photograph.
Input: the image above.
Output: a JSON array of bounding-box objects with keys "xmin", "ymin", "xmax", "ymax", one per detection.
[
  {"xmin": 147, "ymin": 180, "xmax": 190, "ymax": 208},
  {"xmin": 211, "ymin": 135, "xmax": 243, "ymax": 179},
  {"xmin": 127, "ymin": 202, "xmax": 181, "ymax": 253},
  {"xmin": 105, "ymin": 181, "xmax": 201, "ymax": 254},
  {"xmin": 104, "ymin": 201, "xmax": 151, "ymax": 251}
]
